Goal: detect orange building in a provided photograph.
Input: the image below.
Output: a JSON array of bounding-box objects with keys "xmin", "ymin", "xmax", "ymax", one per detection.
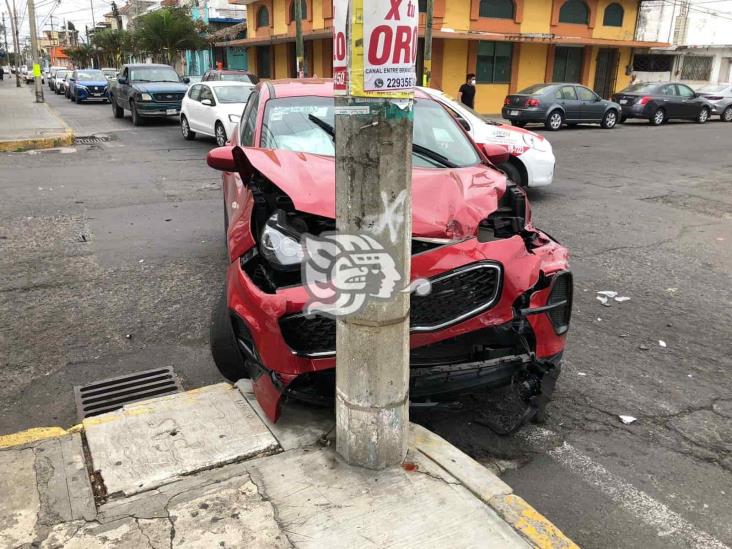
[{"xmin": 221, "ymin": 0, "xmax": 668, "ymax": 112}]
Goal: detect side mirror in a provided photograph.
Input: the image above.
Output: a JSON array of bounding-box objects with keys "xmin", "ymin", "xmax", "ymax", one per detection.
[
  {"xmin": 183, "ymin": 76, "xmax": 190, "ymax": 84},
  {"xmin": 693, "ymin": 92, "xmax": 701, "ymax": 98},
  {"xmin": 201, "ymin": 98, "xmax": 214, "ymax": 106},
  {"xmin": 478, "ymin": 143, "xmax": 510, "ymax": 166},
  {"xmin": 458, "ymin": 118, "xmax": 470, "ymax": 131},
  {"xmin": 207, "ymin": 146, "xmax": 237, "ymax": 172},
  {"xmin": 117, "ymin": 76, "xmax": 127, "ymax": 84}
]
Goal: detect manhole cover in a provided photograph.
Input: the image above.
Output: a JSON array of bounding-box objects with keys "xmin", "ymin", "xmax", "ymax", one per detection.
[
  {"xmin": 74, "ymin": 135, "xmax": 111, "ymax": 145},
  {"xmin": 74, "ymin": 366, "xmax": 183, "ymax": 420}
]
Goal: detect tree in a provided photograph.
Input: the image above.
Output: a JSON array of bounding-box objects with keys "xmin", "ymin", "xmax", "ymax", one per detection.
[
  {"xmin": 92, "ymin": 28, "xmax": 128, "ymax": 67},
  {"xmin": 133, "ymin": 7, "xmax": 208, "ymax": 65},
  {"xmin": 65, "ymin": 44, "xmax": 94, "ymax": 67}
]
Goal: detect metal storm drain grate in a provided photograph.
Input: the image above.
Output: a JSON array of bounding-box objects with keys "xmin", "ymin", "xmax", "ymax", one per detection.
[
  {"xmin": 74, "ymin": 135, "xmax": 111, "ymax": 145},
  {"xmin": 74, "ymin": 366, "xmax": 183, "ymax": 420}
]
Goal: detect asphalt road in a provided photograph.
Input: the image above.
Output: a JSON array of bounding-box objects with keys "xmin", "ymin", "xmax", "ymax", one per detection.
[{"xmin": 1, "ymin": 80, "xmax": 731, "ymax": 548}]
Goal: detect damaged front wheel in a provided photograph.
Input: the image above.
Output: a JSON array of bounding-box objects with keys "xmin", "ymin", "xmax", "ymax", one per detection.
[{"xmin": 210, "ymin": 285, "xmax": 249, "ymax": 381}]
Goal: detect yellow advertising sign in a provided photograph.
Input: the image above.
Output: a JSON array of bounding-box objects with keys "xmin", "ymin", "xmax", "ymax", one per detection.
[
  {"xmin": 348, "ymin": 0, "xmax": 418, "ymax": 99},
  {"xmin": 33, "ymin": 64, "xmax": 41, "ymax": 77}
]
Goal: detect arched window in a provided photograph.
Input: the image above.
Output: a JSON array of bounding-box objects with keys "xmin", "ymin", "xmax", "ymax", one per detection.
[
  {"xmin": 289, "ymin": 0, "xmax": 307, "ymax": 22},
  {"xmin": 559, "ymin": 0, "xmax": 589, "ymax": 23},
  {"xmin": 603, "ymin": 3, "xmax": 624, "ymax": 26},
  {"xmin": 256, "ymin": 6, "xmax": 269, "ymax": 28},
  {"xmin": 479, "ymin": 0, "xmax": 515, "ymax": 19}
]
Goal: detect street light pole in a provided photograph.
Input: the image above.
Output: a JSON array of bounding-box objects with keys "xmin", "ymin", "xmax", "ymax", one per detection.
[
  {"xmin": 422, "ymin": 0, "xmax": 433, "ymax": 86},
  {"xmin": 27, "ymin": 0, "xmax": 44, "ymax": 101},
  {"xmin": 5, "ymin": 0, "xmax": 21, "ymax": 86},
  {"xmin": 334, "ymin": 0, "xmax": 415, "ymax": 470},
  {"xmin": 293, "ymin": 0, "xmax": 304, "ymax": 77}
]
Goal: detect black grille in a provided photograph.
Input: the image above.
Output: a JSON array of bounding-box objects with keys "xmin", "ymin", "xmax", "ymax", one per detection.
[
  {"xmin": 279, "ymin": 263, "xmax": 502, "ymax": 356},
  {"xmin": 546, "ymin": 271, "xmax": 572, "ymax": 335},
  {"xmin": 152, "ymin": 92, "xmax": 184, "ymax": 102}
]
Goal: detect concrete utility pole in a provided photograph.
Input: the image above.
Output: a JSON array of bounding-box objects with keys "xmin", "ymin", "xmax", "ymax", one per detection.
[
  {"xmin": 293, "ymin": 0, "xmax": 304, "ymax": 77},
  {"xmin": 422, "ymin": 0, "xmax": 433, "ymax": 86},
  {"xmin": 27, "ymin": 0, "xmax": 44, "ymax": 101},
  {"xmin": 2, "ymin": 13, "xmax": 9, "ymax": 60},
  {"xmin": 5, "ymin": 0, "xmax": 21, "ymax": 86},
  {"xmin": 334, "ymin": 1, "xmax": 414, "ymax": 469}
]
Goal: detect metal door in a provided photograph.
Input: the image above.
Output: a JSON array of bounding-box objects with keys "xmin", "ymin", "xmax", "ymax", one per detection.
[{"xmin": 593, "ymin": 48, "xmax": 619, "ymax": 99}]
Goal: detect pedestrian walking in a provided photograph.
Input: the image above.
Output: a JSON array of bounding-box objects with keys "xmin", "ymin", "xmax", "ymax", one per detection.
[{"xmin": 458, "ymin": 73, "xmax": 476, "ymax": 109}]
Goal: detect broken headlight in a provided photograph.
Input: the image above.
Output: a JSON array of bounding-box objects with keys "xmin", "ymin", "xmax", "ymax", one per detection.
[{"xmin": 259, "ymin": 211, "xmax": 305, "ymax": 271}]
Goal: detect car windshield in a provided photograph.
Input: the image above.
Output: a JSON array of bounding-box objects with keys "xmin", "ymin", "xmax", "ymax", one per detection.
[
  {"xmin": 102, "ymin": 70, "xmax": 117, "ymax": 76},
  {"xmin": 56, "ymin": 70, "xmax": 69, "ymax": 78},
  {"xmin": 214, "ymin": 85, "xmax": 253, "ymax": 103},
  {"xmin": 77, "ymin": 70, "xmax": 105, "ymax": 80},
  {"xmin": 129, "ymin": 67, "xmax": 180, "ymax": 83},
  {"xmin": 518, "ymin": 84, "xmax": 555, "ymax": 95},
  {"xmin": 698, "ymin": 84, "xmax": 728, "ymax": 93},
  {"xmin": 220, "ymin": 73, "xmax": 258, "ymax": 84},
  {"xmin": 261, "ymin": 96, "xmax": 481, "ymax": 168},
  {"xmin": 621, "ymin": 83, "xmax": 659, "ymax": 93}
]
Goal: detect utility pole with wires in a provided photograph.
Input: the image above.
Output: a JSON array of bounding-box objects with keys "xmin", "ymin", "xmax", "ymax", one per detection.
[
  {"xmin": 27, "ymin": 0, "xmax": 44, "ymax": 101},
  {"xmin": 2, "ymin": 13, "xmax": 9, "ymax": 61},
  {"xmin": 294, "ymin": 0, "xmax": 304, "ymax": 77},
  {"xmin": 5, "ymin": 0, "xmax": 21, "ymax": 86},
  {"xmin": 422, "ymin": 0, "xmax": 433, "ymax": 86}
]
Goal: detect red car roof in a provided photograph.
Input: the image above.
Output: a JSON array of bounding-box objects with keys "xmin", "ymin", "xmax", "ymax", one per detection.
[{"xmin": 265, "ymin": 78, "xmax": 432, "ymax": 100}]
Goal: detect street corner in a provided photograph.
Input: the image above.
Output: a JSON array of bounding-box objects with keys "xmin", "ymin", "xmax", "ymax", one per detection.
[{"xmin": 0, "ymin": 128, "xmax": 74, "ymax": 153}]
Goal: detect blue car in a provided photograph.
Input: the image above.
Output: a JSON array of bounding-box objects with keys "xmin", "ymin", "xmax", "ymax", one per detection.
[{"xmin": 68, "ymin": 69, "xmax": 110, "ymax": 104}]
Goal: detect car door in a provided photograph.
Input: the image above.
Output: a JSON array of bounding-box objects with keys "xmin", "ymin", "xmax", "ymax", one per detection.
[
  {"xmin": 69, "ymin": 71, "xmax": 77, "ymax": 96},
  {"xmin": 119, "ymin": 67, "xmax": 132, "ymax": 109},
  {"xmin": 197, "ymin": 85, "xmax": 217, "ymax": 135},
  {"xmin": 675, "ymin": 83, "xmax": 699, "ymax": 118},
  {"xmin": 656, "ymin": 83, "xmax": 681, "ymax": 118},
  {"xmin": 557, "ymin": 85, "xmax": 581, "ymax": 121},
  {"xmin": 576, "ymin": 85, "xmax": 605, "ymax": 121},
  {"xmin": 186, "ymin": 84, "xmax": 204, "ymax": 132}
]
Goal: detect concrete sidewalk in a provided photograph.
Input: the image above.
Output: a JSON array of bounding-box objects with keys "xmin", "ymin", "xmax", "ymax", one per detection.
[
  {"xmin": 0, "ymin": 383, "xmax": 577, "ymax": 548},
  {"xmin": 0, "ymin": 78, "xmax": 73, "ymax": 152}
]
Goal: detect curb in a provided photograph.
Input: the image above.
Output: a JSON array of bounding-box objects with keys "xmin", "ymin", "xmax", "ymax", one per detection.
[
  {"xmin": 0, "ymin": 128, "xmax": 74, "ymax": 152},
  {"xmin": 410, "ymin": 423, "xmax": 578, "ymax": 549},
  {"xmin": 0, "ymin": 424, "xmax": 81, "ymax": 448}
]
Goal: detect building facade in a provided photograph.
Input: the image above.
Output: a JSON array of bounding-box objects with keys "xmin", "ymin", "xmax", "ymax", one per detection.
[{"xmin": 221, "ymin": 0, "xmax": 666, "ymax": 112}]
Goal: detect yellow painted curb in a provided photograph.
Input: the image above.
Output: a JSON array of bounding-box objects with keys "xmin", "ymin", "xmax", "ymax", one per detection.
[
  {"xmin": 490, "ymin": 493, "xmax": 580, "ymax": 549},
  {"xmin": 0, "ymin": 129, "xmax": 74, "ymax": 153},
  {"xmin": 0, "ymin": 426, "xmax": 70, "ymax": 448}
]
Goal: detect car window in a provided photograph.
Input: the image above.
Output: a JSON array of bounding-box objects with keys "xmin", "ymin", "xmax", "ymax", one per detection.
[
  {"xmin": 658, "ymin": 84, "xmax": 676, "ymax": 96},
  {"xmin": 122, "ymin": 67, "xmax": 129, "ymax": 80},
  {"xmin": 200, "ymin": 86, "xmax": 215, "ymax": 104},
  {"xmin": 675, "ymin": 84, "xmax": 695, "ymax": 98},
  {"xmin": 240, "ymin": 90, "xmax": 260, "ymax": 147},
  {"xmin": 440, "ymin": 102, "xmax": 472, "ymax": 132},
  {"xmin": 213, "ymin": 85, "xmax": 253, "ymax": 103},
  {"xmin": 519, "ymin": 83, "xmax": 554, "ymax": 95},
  {"xmin": 188, "ymin": 84, "xmax": 202, "ymax": 101},
  {"xmin": 560, "ymin": 86, "xmax": 578, "ymax": 100},
  {"xmin": 575, "ymin": 86, "xmax": 596, "ymax": 101}
]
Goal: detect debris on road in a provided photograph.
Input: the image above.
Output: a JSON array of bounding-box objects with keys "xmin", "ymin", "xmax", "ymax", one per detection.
[
  {"xmin": 659, "ymin": 340, "xmax": 667, "ymax": 348},
  {"xmin": 619, "ymin": 415, "xmax": 637, "ymax": 425},
  {"xmin": 639, "ymin": 344, "xmax": 650, "ymax": 351},
  {"xmin": 614, "ymin": 296, "xmax": 631, "ymax": 302},
  {"xmin": 597, "ymin": 291, "xmax": 618, "ymax": 298}
]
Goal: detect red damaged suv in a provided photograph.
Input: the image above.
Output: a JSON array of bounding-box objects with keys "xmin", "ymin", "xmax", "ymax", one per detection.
[{"xmin": 206, "ymin": 79, "xmax": 572, "ymax": 427}]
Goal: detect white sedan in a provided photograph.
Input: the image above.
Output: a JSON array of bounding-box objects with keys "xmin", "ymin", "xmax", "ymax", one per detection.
[
  {"xmin": 420, "ymin": 87, "xmax": 555, "ymax": 188},
  {"xmin": 180, "ymin": 81, "xmax": 254, "ymax": 147}
]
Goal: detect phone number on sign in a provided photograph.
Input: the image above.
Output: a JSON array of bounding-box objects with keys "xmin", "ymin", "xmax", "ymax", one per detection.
[{"xmin": 382, "ymin": 77, "xmax": 415, "ymax": 89}]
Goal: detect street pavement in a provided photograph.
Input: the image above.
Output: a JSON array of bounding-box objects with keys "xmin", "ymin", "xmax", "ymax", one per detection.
[{"xmin": 1, "ymin": 76, "xmax": 731, "ymax": 548}]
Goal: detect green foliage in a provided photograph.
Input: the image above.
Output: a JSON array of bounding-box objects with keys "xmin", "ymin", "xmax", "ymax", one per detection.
[
  {"xmin": 92, "ymin": 29, "xmax": 128, "ymax": 67},
  {"xmin": 132, "ymin": 7, "xmax": 209, "ymax": 64},
  {"xmin": 65, "ymin": 44, "xmax": 95, "ymax": 68}
]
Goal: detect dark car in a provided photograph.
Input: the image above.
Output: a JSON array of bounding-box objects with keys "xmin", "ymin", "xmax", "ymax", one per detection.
[
  {"xmin": 109, "ymin": 64, "xmax": 189, "ymax": 126},
  {"xmin": 202, "ymin": 69, "xmax": 259, "ymax": 85},
  {"xmin": 68, "ymin": 69, "xmax": 110, "ymax": 104},
  {"xmin": 697, "ymin": 83, "xmax": 732, "ymax": 122},
  {"xmin": 502, "ymin": 83, "xmax": 621, "ymax": 131},
  {"xmin": 205, "ymin": 80, "xmax": 573, "ymax": 426},
  {"xmin": 612, "ymin": 82, "xmax": 713, "ymax": 125}
]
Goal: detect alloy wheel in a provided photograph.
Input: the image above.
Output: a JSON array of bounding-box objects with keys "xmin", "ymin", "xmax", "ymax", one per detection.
[
  {"xmin": 215, "ymin": 124, "xmax": 227, "ymax": 147},
  {"xmin": 723, "ymin": 107, "xmax": 732, "ymax": 122},
  {"xmin": 698, "ymin": 108, "xmax": 709, "ymax": 123},
  {"xmin": 604, "ymin": 111, "xmax": 617, "ymax": 128},
  {"xmin": 549, "ymin": 113, "xmax": 562, "ymax": 130},
  {"xmin": 653, "ymin": 110, "xmax": 664, "ymax": 125},
  {"xmin": 181, "ymin": 117, "xmax": 189, "ymax": 138}
]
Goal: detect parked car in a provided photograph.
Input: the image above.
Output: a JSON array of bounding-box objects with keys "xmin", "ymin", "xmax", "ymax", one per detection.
[
  {"xmin": 421, "ymin": 86, "xmax": 554, "ymax": 188},
  {"xmin": 503, "ymin": 83, "xmax": 621, "ymax": 131},
  {"xmin": 202, "ymin": 69, "xmax": 259, "ymax": 85},
  {"xmin": 24, "ymin": 70, "xmax": 35, "ymax": 84},
  {"xmin": 612, "ymin": 82, "xmax": 713, "ymax": 125},
  {"xmin": 181, "ymin": 81, "xmax": 254, "ymax": 146},
  {"xmin": 205, "ymin": 80, "xmax": 572, "ymax": 425},
  {"xmin": 109, "ymin": 63, "xmax": 189, "ymax": 126},
  {"xmin": 101, "ymin": 67, "xmax": 118, "ymax": 81},
  {"xmin": 67, "ymin": 69, "xmax": 110, "ymax": 103},
  {"xmin": 57, "ymin": 72, "xmax": 72, "ymax": 96},
  {"xmin": 51, "ymin": 69, "xmax": 70, "ymax": 93},
  {"xmin": 697, "ymin": 83, "xmax": 732, "ymax": 122},
  {"xmin": 47, "ymin": 66, "xmax": 67, "ymax": 90},
  {"xmin": 64, "ymin": 73, "xmax": 74, "ymax": 98}
]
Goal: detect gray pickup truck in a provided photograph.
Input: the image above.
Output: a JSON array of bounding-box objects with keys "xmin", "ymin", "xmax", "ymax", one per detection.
[{"xmin": 109, "ymin": 63, "xmax": 189, "ymax": 126}]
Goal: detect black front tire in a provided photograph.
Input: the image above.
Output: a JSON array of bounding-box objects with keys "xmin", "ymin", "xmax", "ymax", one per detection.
[
  {"xmin": 696, "ymin": 107, "xmax": 710, "ymax": 124},
  {"xmin": 545, "ymin": 110, "xmax": 564, "ymax": 131},
  {"xmin": 722, "ymin": 106, "xmax": 732, "ymax": 122},
  {"xmin": 181, "ymin": 115, "xmax": 196, "ymax": 140},
  {"xmin": 500, "ymin": 161, "xmax": 524, "ymax": 187},
  {"xmin": 601, "ymin": 109, "xmax": 618, "ymax": 129},
  {"xmin": 111, "ymin": 96, "xmax": 123, "ymax": 118},
  {"xmin": 649, "ymin": 108, "xmax": 665, "ymax": 126},
  {"xmin": 215, "ymin": 122, "xmax": 227, "ymax": 147},
  {"xmin": 210, "ymin": 285, "xmax": 248, "ymax": 381},
  {"xmin": 130, "ymin": 100, "xmax": 144, "ymax": 126}
]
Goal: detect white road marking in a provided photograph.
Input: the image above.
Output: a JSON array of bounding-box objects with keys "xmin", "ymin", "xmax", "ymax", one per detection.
[{"xmin": 521, "ymin": 427, "xmax": 729, "ymax": 549}]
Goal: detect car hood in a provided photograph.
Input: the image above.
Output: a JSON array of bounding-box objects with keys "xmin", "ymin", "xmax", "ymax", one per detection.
[
  {"xmin": 77, "ymin": 80, "xmax": 108, "ymax": 87},
  {"xmin": 133, "ymin": 82, "xmax": 187, "ymax": 93},
  {"xmin": 242, "ymin": 148, "xmax": 506, "ymax": 239}
]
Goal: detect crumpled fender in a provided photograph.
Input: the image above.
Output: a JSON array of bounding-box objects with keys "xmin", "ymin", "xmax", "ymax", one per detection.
[{"xmin": 240, "ymin": 147, "xmax": 507, "ymax": 239}]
